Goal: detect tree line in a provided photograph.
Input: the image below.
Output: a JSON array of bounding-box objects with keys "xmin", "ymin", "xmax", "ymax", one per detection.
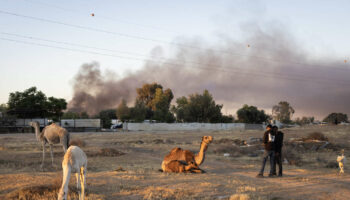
[{"xmin": 1, "ymin": 84, "xmax": 348, "ymax": 128}]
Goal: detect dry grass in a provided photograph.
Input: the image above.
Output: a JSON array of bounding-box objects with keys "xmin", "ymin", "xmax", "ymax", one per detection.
[
  {"xmin": 69, "ymin": 138, "xmax": 86, "ymax": 147},
  {"xmin": 1, "ymin": 125, "xmax": 350, "ymax": 199}
]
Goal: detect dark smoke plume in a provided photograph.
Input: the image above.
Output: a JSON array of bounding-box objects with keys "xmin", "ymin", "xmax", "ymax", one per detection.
[{"xmin": 68, "ymin": 26, "xmax": 350, "ymax": 119}]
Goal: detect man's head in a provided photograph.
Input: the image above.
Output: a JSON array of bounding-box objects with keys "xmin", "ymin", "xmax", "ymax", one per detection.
[
  {"xmin": 272, "ymin": 125, "xmax": 278, "ymax": 132},
  {"xmin": 266, "ymin": 124, "xmax": 272, "ymax": 131}
]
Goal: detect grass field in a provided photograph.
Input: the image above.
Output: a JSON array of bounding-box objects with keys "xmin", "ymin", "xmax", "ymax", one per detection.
[{"xmin": 0, "ymin": 125, "xmax": 349, "ymax": 199}]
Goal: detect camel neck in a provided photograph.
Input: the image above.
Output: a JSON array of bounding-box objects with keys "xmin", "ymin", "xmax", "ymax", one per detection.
[
  {"xmin": 195, "ymin": 141, "xmax": 208, "ymax": 166},
  {"xmin": 33, "ymin": 124, "xmax": 41, "ymax": 141}
]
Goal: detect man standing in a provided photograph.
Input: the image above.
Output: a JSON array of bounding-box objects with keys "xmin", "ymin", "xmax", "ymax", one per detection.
[
  {"xmin": 257, "ymin": 124, "xmax": 275, "ymax": 178},
  {"xmin": 272, "ymin": 126, "xmax": 284, "ymax": 176}
]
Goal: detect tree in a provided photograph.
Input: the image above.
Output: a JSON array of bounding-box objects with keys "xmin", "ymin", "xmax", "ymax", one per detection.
[
  {"xmin": 323, "ymin": 113, "xmax": 348, "ymax": 124},
  {"xmin": 7, "ymin": 87, "xmax": 48, "ymax": 118},
  {"xmin": 99, "ymin": 109, "xmax": 117, "ymax": 128},
  {"xmin": 47, "ymin": 97, "xmax": 67, "ymax": 121},
  {"xmin": 135, "ymin": 83, "xmax": 174, "ymax": 122},
  {"xmin": 295, "ymin": 116, "xmax": 314, "ymax": 126},
  {"xmin": 236, "ymin": 104, "xmax": 269, "ymax": 123},
  {"xmin": 173, "ymin": 90, "xmax": 223, "ymax": 123},
  {"xmin": 116, "ymin": 99, "xmax": 130, "ymax": 122},
  {"xmin": 129, "ymin": 101, "xmax": 147, "ymax": 122},
  {"xmin": 272, "ymin": 101, "xmax": 295, "ymax": 124},
  {"xmin": 221, "ymin": 115, "xmax": 234, "ymax": 123},
  {"xmin": 136, "ymin": 82, "xmax": 163, "ymax": 109},
  {"xmin": 151, "ymin": 88, "xmax": 175, "ymax": 122}
]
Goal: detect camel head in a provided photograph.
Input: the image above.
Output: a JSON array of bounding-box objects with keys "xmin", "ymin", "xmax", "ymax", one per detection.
[
  {"xmin": 202, "ymin": 136, "xmax": 213, "ymax": 145},
  {"xmin": 28, "ymin": 121, "xmax": 40, "ymax": 127}
]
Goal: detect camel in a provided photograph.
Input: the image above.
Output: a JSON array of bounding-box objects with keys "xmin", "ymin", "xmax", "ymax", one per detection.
[
  {"xmin": 29, "ymin": 121, "xmax": 70, "ymax": 168},
  {"xmin": 161, "ymin": 136, "xmax": 213, "ymax": 173},
  {"xmin": 58, "ymin": 145, "xmax": 87, "ymax": 200},
  {"xmin": 163, "ymin": 160, "xmax": 199, "ymax": 173}
]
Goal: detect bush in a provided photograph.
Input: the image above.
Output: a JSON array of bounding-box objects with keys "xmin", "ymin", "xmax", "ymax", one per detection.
[
  {"xmin": 303, "ymin": 132, "xmax": 328, "ymax": 141},
  {"xmin": 283, "ymin": 146, "xmax": 303, "ymax": 166}
]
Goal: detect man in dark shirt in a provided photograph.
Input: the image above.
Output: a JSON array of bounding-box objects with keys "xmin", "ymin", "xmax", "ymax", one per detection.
[
  {"xmin": 257, "ymin": 124, "xmax": 276, "ymax": 178},
  {"xmin": 272, "ymin": 126, "xmax": 284, "ymax": 176}
]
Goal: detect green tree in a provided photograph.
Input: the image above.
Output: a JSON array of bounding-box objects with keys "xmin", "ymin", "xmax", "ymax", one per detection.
[
  {"xmin": 99, "ymin": 109, "xmax": 117, "ymax": 128},
  {"xmin": 236, "ymin": 104, "xmax": 269, "ymax": 123},
  {"xmin": 8, "ymin": 87, "xmax": 48, "ymax": 118},
  {"xmin": 116, "ymin": 99, "xmax": 130, "ymax": 122},
  {"xmin": 272, "ymin": 101, "xmax": 295, "ymax": 124},
  {"xmin": 135, "ymin": 83, "xmax": 174, "ymax": 122},
  {"xmin": 129, "ymin": 101, "xmax": 147, "ymax": 122},
  {"xmin": 151, "ymin": 88, "xmax": 175, "ymax": 122},
  {"xmin": 173, "ymin": 90, "xmax": 223, "ymax": 123},
  {"xmin": 295, "ymin": 116, "xmax": 315, "ymax": 125},
  {"xmin": 47, "ymin": 97, "xmax": 67, "ymax": 121},
  {"xmin": 136, "ymin": 82, "xmax": 163, "ymax": 109},
  {"xmin": 220, "ymin": 115, "xmax": 234, "ymax": 123},
  {"xmin": 323, "ymin": 113, "xmax": 348, "ymax": 124}
]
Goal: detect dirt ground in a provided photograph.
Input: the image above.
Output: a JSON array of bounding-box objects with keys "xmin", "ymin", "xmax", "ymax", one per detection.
[{"xmin": 0, "ymin": 125, "xmax": 350, "ymax": 200}]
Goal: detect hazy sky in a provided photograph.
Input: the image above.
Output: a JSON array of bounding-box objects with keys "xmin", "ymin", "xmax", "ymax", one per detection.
[{"xmin": 1, "ymin": 0, "xmax": 349, "ymax": 119}]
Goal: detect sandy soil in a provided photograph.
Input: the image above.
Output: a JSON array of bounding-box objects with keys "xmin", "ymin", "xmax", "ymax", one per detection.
[{"xmin": 0, "ymin": 125, "xmax": 349, "ymax": 200}]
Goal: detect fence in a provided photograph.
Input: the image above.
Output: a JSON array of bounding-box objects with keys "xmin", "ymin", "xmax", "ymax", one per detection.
[{"xmin": 124, "ymin": 122, "xmax": 264, "ymax": 131}]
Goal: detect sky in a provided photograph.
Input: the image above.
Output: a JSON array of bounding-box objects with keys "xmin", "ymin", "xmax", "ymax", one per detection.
[{"xmin": 0, "ymin": 0, "xmax": 349, "ymax": 119}]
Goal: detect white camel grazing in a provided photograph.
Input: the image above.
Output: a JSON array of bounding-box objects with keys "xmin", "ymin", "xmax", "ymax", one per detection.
[
  {"xmin": 29, "ymin": 121, "xmax": 70, "ymax": 168},
  {"xmin": 58, "ymin": 145, "xmax": 87, "ymax": 200}
]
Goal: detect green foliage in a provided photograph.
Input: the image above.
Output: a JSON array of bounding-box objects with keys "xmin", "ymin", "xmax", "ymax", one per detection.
[
  {"xmin": 47, "ymin": 97, "xmax": 67, "ymax": 121},
  {"xmin": 135, "ymin": 83, "xmax": 174, "ymax": 122},
  {"xmin": 116, "ymin": 99, "xmax": 130, "ymax": 122},
  {"xmin": 295, "ymin": 116, "xmax": 315, "ymax": 126},
  {"xmin": 136, "ymin": 82, "xmax": 163, "ymax": 109},
  {"xmin": 99, "ymin": 109, "xmax": 117, "ymax": 128},
  {"xmin": 7, "ymin": 87, "xmax": 67, "ymax": 119},
  {"xmin": 129, "ymin": 101, "xmax": 147, "ymax": 122},
  {"xmin": 272, "ymin": 101, "xmax": 295, "ymax": 124},
  {"xmin": 173, "ymin": 90, "xmax": 223, "ymax": 123},
  {"xmin": 323, "ymin": 113, "xmax": 348, "ymax": 124},
  {"xmin": 220, "ymin": 115, "xmax": 234, "ymax": 123},
  {"xmin": 236, "ymin": 104, "xmax": 269, "ymax": 123}
]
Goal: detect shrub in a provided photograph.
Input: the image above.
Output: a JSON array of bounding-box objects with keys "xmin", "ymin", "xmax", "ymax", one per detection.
[{"xmin": 303, "ymin": 132, "xmax": 328, "ymax": 141}]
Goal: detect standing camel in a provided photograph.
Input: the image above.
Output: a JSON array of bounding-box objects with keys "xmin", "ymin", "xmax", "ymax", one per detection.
[
  {"xmin": 58, "ymin": 145, "xmax": 87, "ymax": 200},
  {"xmin": 29, "ymin": 121, "xmax": 70, "ymax": 168},
  {"xmin": 161, "ymin": 136, "xmax": 213, "ymax": 173}
]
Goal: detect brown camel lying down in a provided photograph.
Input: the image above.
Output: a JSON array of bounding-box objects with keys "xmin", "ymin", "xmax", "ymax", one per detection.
[
  {"xmin": 163, "ymin": 160, "xmax": 199, "ymax": 173},
  {"xmin": 161, "ymin": 136, "xmax": 213, "ymax": 173}
]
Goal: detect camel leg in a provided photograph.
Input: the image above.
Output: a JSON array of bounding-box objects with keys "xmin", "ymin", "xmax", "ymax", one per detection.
[
  {"xmin": 41, "ymin": 142, "xmax": 46, "ymax": 169},
  {"xmin": 191, "ymin": 168, "xmax": 205, "ymax": 173},
  {"xmin": 76, "ymin": 172, "xmax": 81, "ymax": 200},
  {"xmin": 80, "ymin": 166, "xmax": 86, "ymax": 200},
  {"xmin": 58, "ymin": 165, "xmax": 71, "ymax": 200},
  {"xmin": 49, "ymin": 144, "xmax": 54, "ymax": 166}
]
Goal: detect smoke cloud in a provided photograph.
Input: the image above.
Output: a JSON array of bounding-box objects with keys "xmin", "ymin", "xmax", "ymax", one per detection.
[{"xmin": 68, "ymin": 25, "xmax": 350, "ymax": 119}]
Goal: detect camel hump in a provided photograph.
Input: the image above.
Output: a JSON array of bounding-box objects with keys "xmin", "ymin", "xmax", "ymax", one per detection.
[{"xmin": 170, "ymin": 147, "xmax": 183, "ymax": 153}]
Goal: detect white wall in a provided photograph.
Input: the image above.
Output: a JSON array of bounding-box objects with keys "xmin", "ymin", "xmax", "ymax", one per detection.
[{"xmin": 125, "ymin": 123, "xmax": 248, "ymax": 131}]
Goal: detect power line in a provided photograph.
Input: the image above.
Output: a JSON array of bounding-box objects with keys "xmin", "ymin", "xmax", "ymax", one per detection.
[
  {"xmin": 2, "ymin": 31, "xmax": 349, "ymax": 85},
  {"xmin": 1, "ymin": 37, "xmax": 350, "ymax": 87},
  {"xmin": 20, "ymin": 0, "xmax": 181, "ymax": 34},
  {"xmin": 1, "ymin": 9, "xmax": 348, "ymax": 71}
]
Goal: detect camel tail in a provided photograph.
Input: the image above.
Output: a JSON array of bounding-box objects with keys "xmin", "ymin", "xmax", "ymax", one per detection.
[{"xmin": 158, "ymin": 169, "xmax": 163, "ymax": 172}]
